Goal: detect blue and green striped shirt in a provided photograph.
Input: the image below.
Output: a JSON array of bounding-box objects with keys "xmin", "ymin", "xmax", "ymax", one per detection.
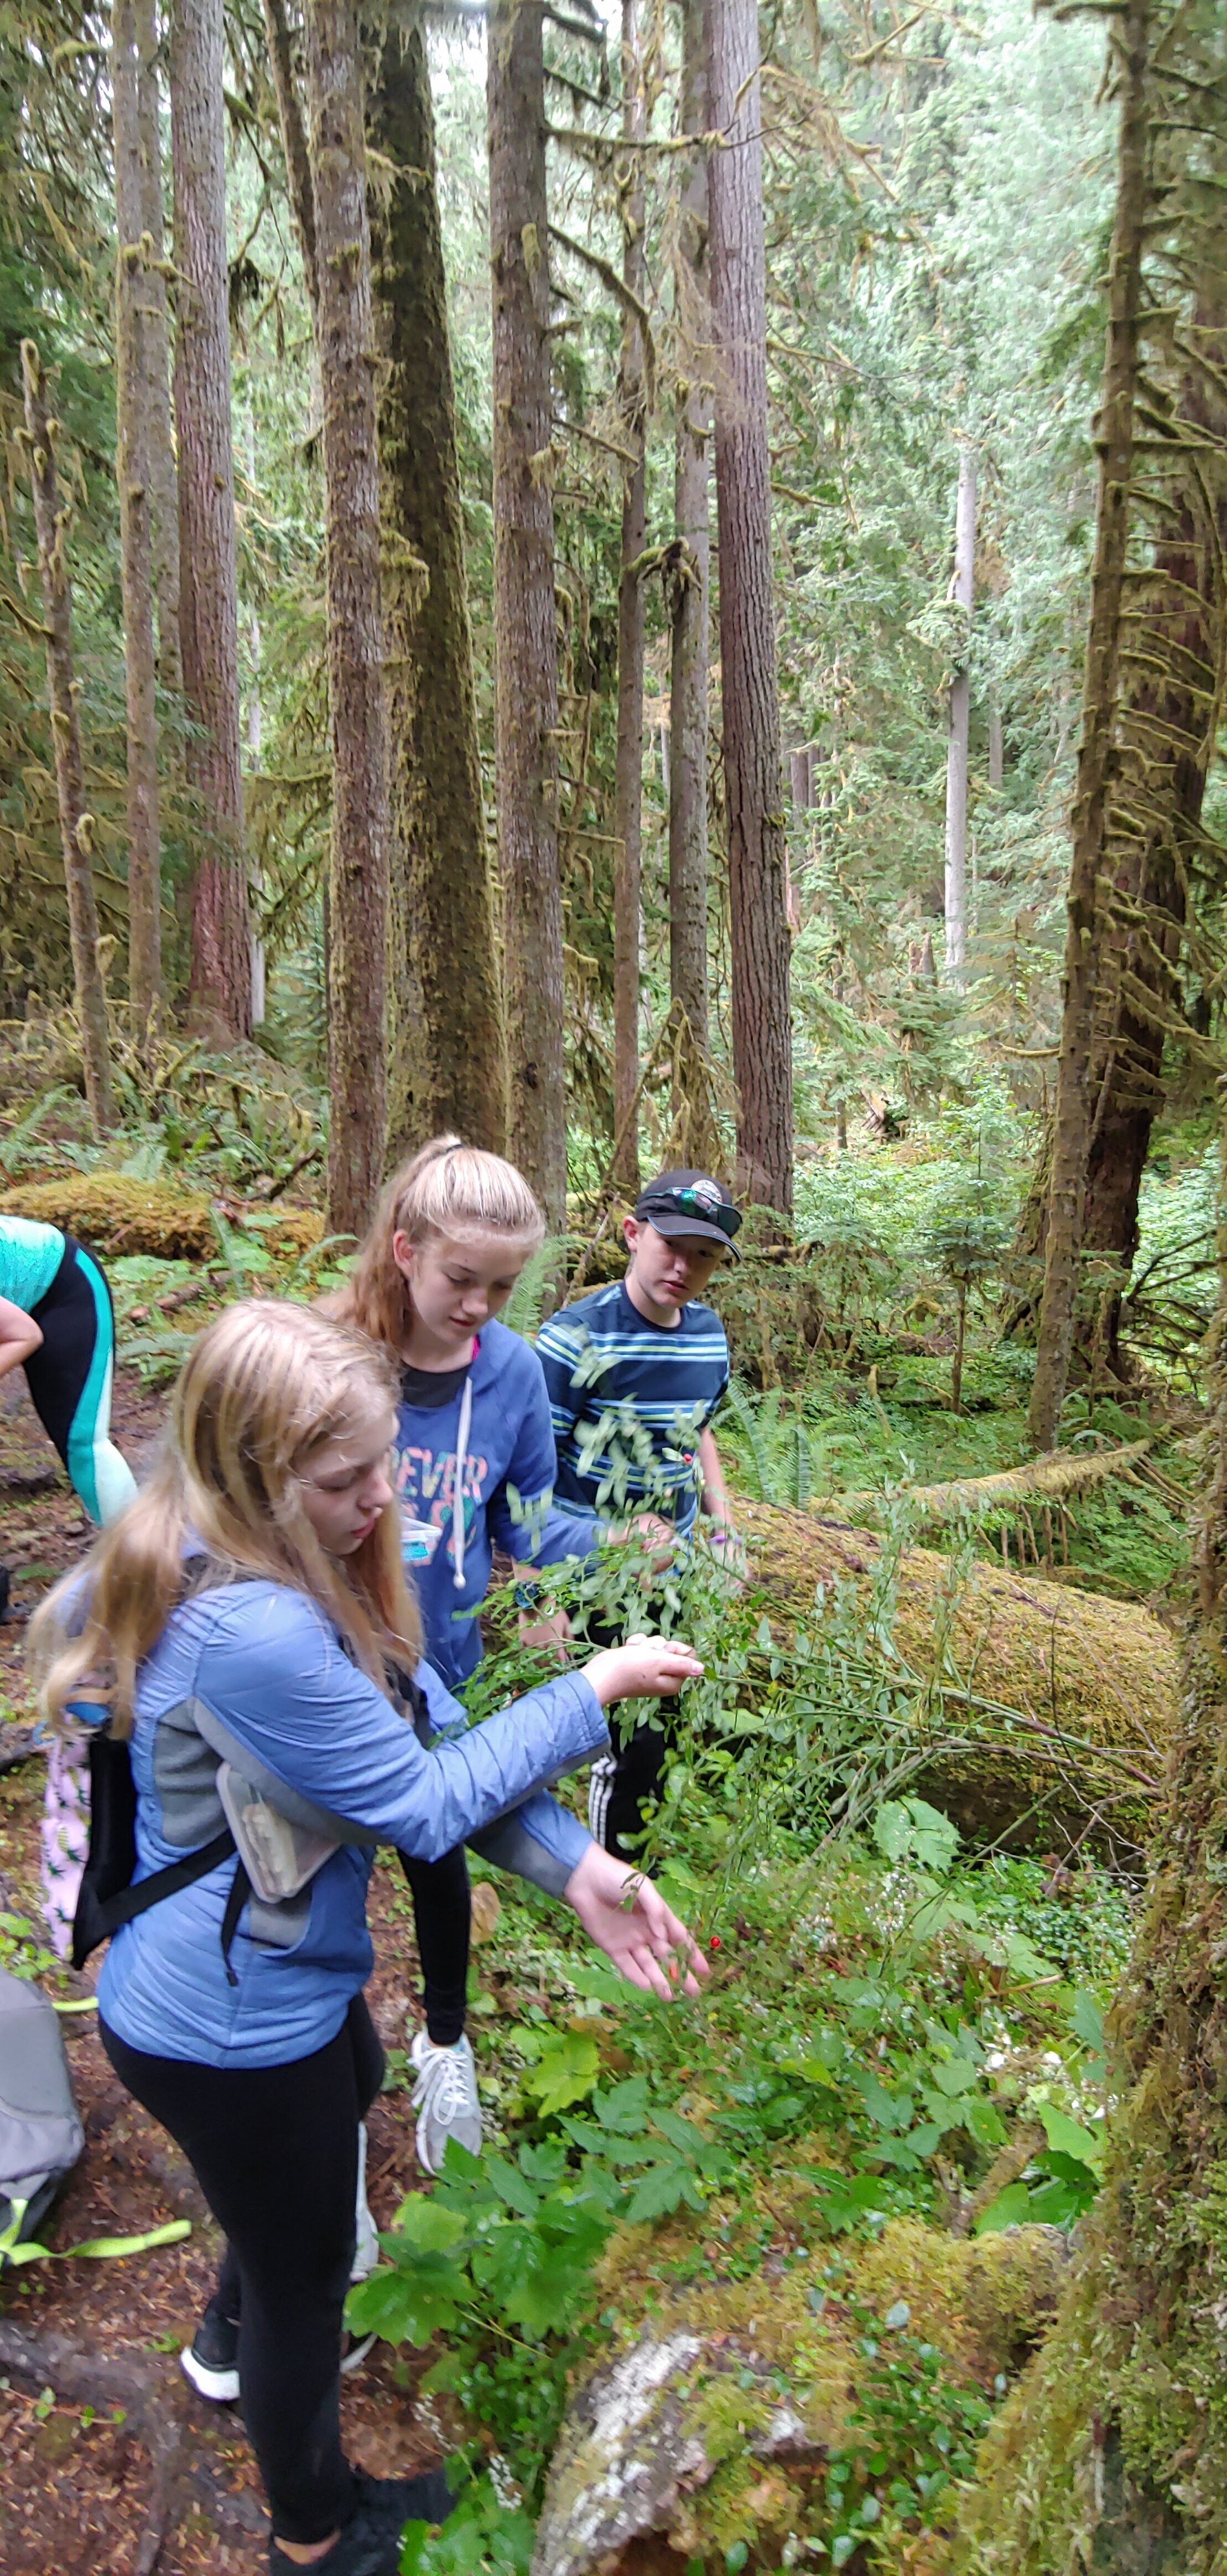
[{"xmin": 536, "ymin": 1280, "xmax": 729, "ymax": 1534}]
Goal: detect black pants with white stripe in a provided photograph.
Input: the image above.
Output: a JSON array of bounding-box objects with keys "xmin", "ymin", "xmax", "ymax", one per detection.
[{"xmin": 583, "ymin": 1609, "xmax": 673, "ymax": 1860}]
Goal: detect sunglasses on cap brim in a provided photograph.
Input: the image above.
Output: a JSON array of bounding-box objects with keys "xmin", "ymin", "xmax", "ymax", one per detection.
[{"xmin": 638, "ymin": 1191, "xmax": 742, "ymax": 1240}]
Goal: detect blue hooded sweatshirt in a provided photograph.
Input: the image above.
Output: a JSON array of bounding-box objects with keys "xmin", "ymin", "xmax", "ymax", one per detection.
[
  {"xmin": 95, "ymin": 1579, "xmax": 608, "ymax": 2069},
  {"xmin": 393, "ymin": 1315, "xmax": 600, "ymax": 1691}
]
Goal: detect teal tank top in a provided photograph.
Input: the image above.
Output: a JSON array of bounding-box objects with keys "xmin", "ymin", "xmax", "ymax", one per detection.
[{"xmin": 0, "ymin": 1215, "xmax": 66, "ymax": 1313}]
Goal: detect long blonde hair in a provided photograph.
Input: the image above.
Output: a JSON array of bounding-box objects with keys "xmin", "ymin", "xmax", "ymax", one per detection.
[
  {"xmin": 336, "ymin": 1133, "xmax": 544, "ymax": 1352},
  {"xmin": 29, "ymin": 1300, "xmax": 422, "ymax": 1737}
]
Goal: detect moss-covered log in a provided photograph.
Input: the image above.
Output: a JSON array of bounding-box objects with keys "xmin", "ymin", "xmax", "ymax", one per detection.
[
  {"xmin": 0, "ymin": 1175, "xmax": 321, "ymax": 1264},
  {"xmin": 533, "ymin": 2217, "xmax": 1069, "ymax": 2576},
  {"xmin": 739, "ymin": 1498, "xmax": 1173, "ymax": 1848}
]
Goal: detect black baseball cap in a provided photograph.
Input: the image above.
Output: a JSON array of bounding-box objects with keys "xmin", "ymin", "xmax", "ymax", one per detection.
[{"xmin": 633, "ymin": 1168, "xmax": 742, "ymax": 1258}]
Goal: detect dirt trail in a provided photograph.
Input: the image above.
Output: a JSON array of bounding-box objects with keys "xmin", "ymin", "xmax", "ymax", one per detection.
[{"xmin": 0, "ymin": 1368, "xmax": 439, "ymax": 2575}]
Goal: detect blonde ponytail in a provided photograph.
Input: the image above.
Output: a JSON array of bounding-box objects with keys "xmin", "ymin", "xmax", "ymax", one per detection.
[{"xmin": 336, "ymin": 1135, "xmax": 544, "ymax": 1352}]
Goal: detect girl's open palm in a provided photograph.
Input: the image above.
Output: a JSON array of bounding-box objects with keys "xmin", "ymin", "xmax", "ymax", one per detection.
[{"xmin": 563, "ymin": 1843, "xmax": 708, "ymax": 1997}]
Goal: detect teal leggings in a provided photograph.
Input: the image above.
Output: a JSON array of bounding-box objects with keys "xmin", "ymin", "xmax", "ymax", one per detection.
[{"xmin": 24, "ymin": 1237, "xmax": 137, "ymax": 1525}]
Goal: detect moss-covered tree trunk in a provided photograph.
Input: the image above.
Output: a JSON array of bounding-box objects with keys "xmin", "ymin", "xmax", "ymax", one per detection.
[
  {"xmin": 943, "ymin": 444, "xmax": 975, "ymax": 985},
  {"xmin": 113, "ymin": 0, "xmax": 163, "ymax": 1036},
  {"xmin": 134, "ymin": 0, "xmax": 181, "ymax": 707},
  {"xmin": 611, "ymin": 0, "xmax": 647, "ymax": 1197},
  {"xmin": 1082, "ymin": 308, "xmax": 1227, "ymax": 1305},
  {"xmin": 170, "ymin": 0, "xmax": 251, "ymax": 1041},
  {"xmin": 19, "ymin": 343, "xmax": 116, "ymax": 1133},
  {"xmin": 305, "ymin": 0, "xmax": 389, "ymax": 1235},
  {"xmin": 488, "ymin": 0, "xmax": 566, "ymax": 1229},
  {"xmin": 369, "ymin": 20, "xmax": 506, "ymax": 1160},
  {"xmin": 667, "ymin": 0, "xmax": 714, "ymax": 1156},
  {"xmin": 1027, "ymin": 0, "xmax": 1151, "ymax": 1452},
  {"xmin": 954, "ymin": 1145, "xmax": 1227, "ymax": 2569},
  {"xmin": 707, "ymin": 0, "xmax": 793, "ymax": 1217}
]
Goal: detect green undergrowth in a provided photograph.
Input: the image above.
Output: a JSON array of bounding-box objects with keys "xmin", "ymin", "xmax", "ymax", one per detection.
[{"xmin": 357, "ymin": 1719, "xmax": 1135, "ymax": 2571}]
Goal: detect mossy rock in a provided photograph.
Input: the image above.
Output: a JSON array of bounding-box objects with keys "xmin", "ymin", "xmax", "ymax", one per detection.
[
  {"xmin": 533, "ymin": 2217, "xmax": 1069, "ymax": 2575},
  {"xmin": 737, "ymin": 1498, "xmax": 1174, "ymax": 1851},
  {"xmin": 1, "ymin": 1176, "xmax": 323, "ymax": 1266}
]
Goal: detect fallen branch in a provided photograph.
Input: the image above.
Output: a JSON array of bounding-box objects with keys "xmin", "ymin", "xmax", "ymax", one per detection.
[{"xmin": 829, "ymin": 1440, "xmax": 1153, "ymax": 1526}]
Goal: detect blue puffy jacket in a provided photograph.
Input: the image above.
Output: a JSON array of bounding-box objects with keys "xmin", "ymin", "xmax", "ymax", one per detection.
[{"xmin": 95, "ymin": 1578, "xmax": 608, "ymax": 2069}]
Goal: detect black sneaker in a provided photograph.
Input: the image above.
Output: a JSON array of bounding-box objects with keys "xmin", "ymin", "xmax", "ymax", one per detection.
[
  {"xmin": 181, "ymin": 2310, "xmax": 375, "ymax": 2406},
  {"xmin": 180, "ymin": 2305, "xmax": 239, "ymax": 2403},
  {"xmin": 269, "ymin": 2500, "xmax": 417, "ymax": 2576},
  {"xmin": 354, "ymin": 2466, "xmax": 454, "ymax": 2527}
]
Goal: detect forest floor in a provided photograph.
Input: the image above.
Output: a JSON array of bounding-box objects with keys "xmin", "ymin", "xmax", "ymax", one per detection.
[{"xmin": 0, "ymin": 1366, "xmax": 447, "ymax": 2576}]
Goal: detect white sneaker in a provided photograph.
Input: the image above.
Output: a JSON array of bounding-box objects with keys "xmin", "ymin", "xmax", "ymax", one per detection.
[
  {"xmin": 351, "ymin": 2119, "xmax": 379, "ymax": 2282},
  {"xmin": 409, "ymin": 2030, "xmax": 483, "ymax": 2175}
]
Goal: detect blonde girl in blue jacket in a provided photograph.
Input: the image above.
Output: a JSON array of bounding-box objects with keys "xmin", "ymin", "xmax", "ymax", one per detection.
[{"xmin": 29, "ymin": 1301, "xmax": 703, "ymax": 2576}]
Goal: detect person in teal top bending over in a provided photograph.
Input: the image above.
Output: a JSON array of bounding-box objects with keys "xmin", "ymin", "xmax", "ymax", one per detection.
[{"xmin": 0, "ymin": 1216, "xmax": 137, "ymax": 1614}]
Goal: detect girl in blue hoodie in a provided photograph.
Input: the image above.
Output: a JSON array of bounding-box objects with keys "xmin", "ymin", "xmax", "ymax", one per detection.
[
  {"xmin": 335, "ymin": 1138, "xmax": 612, "ymax": 2173},
  {"xmin": 29, "ymin": 1300, "xmax": 704, "ymax": 2576}
]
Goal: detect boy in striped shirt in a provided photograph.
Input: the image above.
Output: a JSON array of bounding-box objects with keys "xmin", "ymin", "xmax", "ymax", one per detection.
[{"xmin": 536, "ymin": 1169, "xmax": 742, "ymax": 1856}]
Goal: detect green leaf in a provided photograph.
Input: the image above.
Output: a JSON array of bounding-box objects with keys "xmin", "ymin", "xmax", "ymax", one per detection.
[
  {"xmin": 974, "ymin": 2183, "xmax": 1031, "ymax": 2235},
  {"xmin": 1035, "ymin": 2101, "xmax": 1105, "ymax": 2175},
  {"xmin": 1069, "ymin": 1990, "xmax": 1106, "ymax": 2055},
  {"xmin": 485, "ymin": 2157, "xmax": 541, "ymax": 2220},
  {"xmin": 625, "ymin": 2158, "xmax": 703, "ymax": 2226},
  {"xmin": 928, "ymin": 2056, "xmax": 979, "ymax": 2099},
  {"xmin": 519, "ymin": 2032, "xmax": 602, "ymax": 2118},
  {"xmin": 856, "ymin": 2071, "xmax": 912, "ymax": 2131}
]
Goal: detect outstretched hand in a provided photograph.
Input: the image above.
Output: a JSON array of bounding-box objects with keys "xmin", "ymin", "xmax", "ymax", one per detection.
[
  {"xmin": 583, "ymin": 1632, "xmax": 704, "ymax": 1706},
  {"xmin": 563, "ymin": 1842, "xmax": 709, "ymax": 1998}
]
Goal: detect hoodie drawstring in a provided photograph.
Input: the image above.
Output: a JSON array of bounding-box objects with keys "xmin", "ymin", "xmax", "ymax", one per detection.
[{"xmin": 452, "ymin": 1365, "xmax": 475, "ymax": 1591}]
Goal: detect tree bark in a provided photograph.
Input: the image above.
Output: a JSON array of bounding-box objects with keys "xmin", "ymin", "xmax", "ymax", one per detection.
[
  {"xmin": 261, "ymin": 0, "xmax": 319, "ymax": 315},
  {"xmin": 134, "ymin": 0, "xmax": 181, "ymax": 703},
  {"xmin": 488, "ymin": 0, "xmax": 566, "ymax": 1231},
  {"xmin": 707, "ymin": 0, "xmax": 792, "ymax": 1216},
  {"xmin": 113, "ymin": 0, "xmax": 163, "ymax": 1036},
  {"xmin": 170, "ymin": 0, "xmax": 251, "ymax": 1040},
  {"xmin": 944, "ymin": 444, "xmax": 975, "ymax": 984},
  {"xmin": 305, "ymin": 0, "xmax": 389, "ymax": 1237},
  {"xmin": 1027, "ymin": 0, "xmax": 1150, "ymax": 1453},
  {"xmin": 667, "ymin": 0, "xmax": 713, "ymax": 1146},
  {"xmin": 955, "ymin": 1136, "xmax": 1227, "ymax": 2569},
  {"xmin": 369, "ymin": 20, "xmax": 506, "ymax": 1160},
  {"xmin": 987, "ymin": 695, "xmax": 1003, "ymax": 791},
  {"xmin": 612, "ymin": 0, "xmax": 647, "ymax": 1197},
  {"xmin": 1082, "ymin": 315, "xmax": 1227, "ymax": 1297},
  {"xmin": 19, "ymin": 343, "xmax": 116, "ymax": 1133}
]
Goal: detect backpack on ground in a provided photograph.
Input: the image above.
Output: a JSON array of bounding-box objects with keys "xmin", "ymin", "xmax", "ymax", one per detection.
[{"xmin": 0, "ymin": 1966, "xmax": 83, "ymax": 2253}]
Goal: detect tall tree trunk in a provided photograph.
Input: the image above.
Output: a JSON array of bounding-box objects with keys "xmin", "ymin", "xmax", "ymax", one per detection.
[
  {"xmin": 956, "ymin": 1125, "xmax": 1227, "ymax": 2568},
  {"xmin": 707, "ymin": 0, "xmax": 792, "ymax": 1216},
  {"xmin": 1027, "ymin": 0, "xmax": 1150, "ymax": 1454},
  {"xmin": 369, "ymin": 20, "xmax": 506, "ymax": 1160},
  {"xmin": 944, "ymin": 443, "xmax": 975, "ymax": 984},
  {"xmin": 170, "ymin": 0, "xmax": 250, "ymax": 1040},
  {"xmin": 261, "ymin": 0, "xmax": 319, "ymax": 314},
  {"xmin": 20, "ymin": 344, "xmax": 116, "ymax": 1133},
  {"xmin": 133, "ymin": 0, "xmax": 181, "ymax": 703},
  {"xmin": 1082, "ymin": 311, "xmax": 1227, "ymax": 1303},
  {"xmin": 113, "ymin": 0, "xmax": 163, "ymax": 1036},
  {"xmin": 667, "ymin": 0, "xmax": 713, "ymax": 1149},
  {"xmin": 612, "ymin": 0, "xmax": 647, "ymax": 1197},
  {"xmin": 488, "ymin": 0, "xmax": 566, "ymax": 1231},
  {"xmin": 987, "ymin": 694, "xmax": 1003, "ymax": 791},
  {"xmin": 305, "ymin": 0, "xmax": 389, "ymax": 1237}
]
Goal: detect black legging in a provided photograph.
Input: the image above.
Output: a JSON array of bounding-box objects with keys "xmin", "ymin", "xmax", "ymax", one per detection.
[
  {"xmin": 399, "ymin": 1843, "xmax": 471, "ymax": 2046},
  {"xmin": 101, "ymin": 1997, "xmax": 384, "ymax": 2544}
]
